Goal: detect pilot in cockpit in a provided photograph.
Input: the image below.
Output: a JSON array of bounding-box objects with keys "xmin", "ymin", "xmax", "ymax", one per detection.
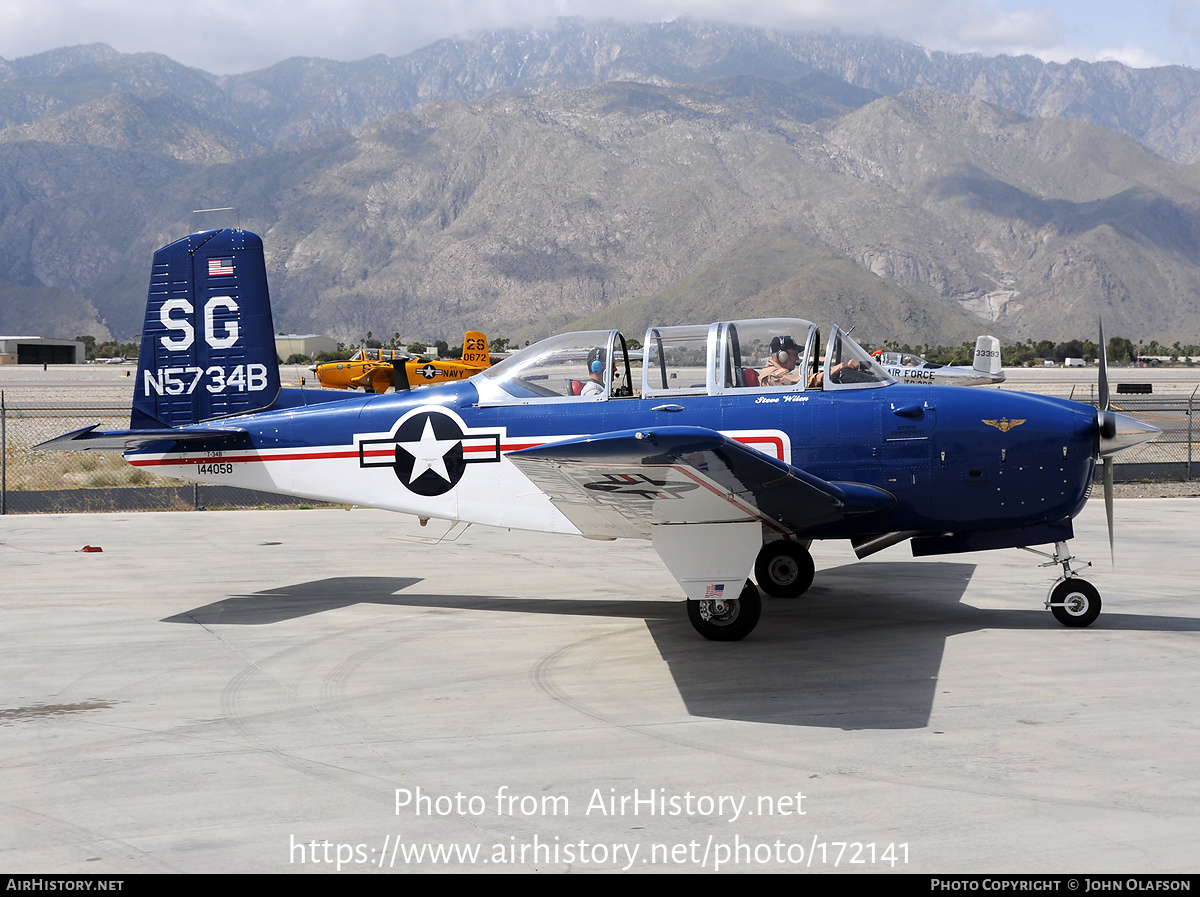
[{"xmin": 760, "ymin": 333, "xmax": 864, "ymax": 389}]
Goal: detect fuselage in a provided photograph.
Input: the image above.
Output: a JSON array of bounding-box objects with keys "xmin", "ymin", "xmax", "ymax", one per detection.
[{"xmin": 127, "ymin": 377, "xmax": 1097, "ymax": 541}]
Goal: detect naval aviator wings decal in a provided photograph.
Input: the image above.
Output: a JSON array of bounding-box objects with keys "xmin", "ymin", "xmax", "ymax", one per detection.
[{"xmin": 982, "ymin": 417, "xmax": 1027, "ymax": 433}]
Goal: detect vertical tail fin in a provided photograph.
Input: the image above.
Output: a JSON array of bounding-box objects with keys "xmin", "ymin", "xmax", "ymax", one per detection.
[
  {"xmin": 973, "ymin": 335, "xmax": 1002, "ymax": 376},
  {"xmin": 131, "ymin": 229, "xmax": 281, "ymax": 429},
  {"xmin": 461, "ymin": 331, "xmax": 491, "ymax": 369}
]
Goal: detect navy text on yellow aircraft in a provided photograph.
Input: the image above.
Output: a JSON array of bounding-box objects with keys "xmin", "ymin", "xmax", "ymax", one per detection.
[
  {"xmin": 41, "ymin": 229, "xmax": 1159, "ymax": 641},
  {"xmin": 311, "ymin": 336, "xmax": 492, "ymax": 393}
]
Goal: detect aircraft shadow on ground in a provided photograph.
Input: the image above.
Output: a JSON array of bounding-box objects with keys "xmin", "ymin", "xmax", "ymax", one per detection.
[
  {"xmin": 163, "ymin": 566, "xmax": 1200, "ymax": 730},
  {"xmin": 161, "ymin": 576, "xmax": 671, "ymax": 626}
]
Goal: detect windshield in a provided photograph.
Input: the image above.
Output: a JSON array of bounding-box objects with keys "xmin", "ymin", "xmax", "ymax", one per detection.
[{"xmin": 822, "ymin": 327, "xmax": 893, "ymax": 389}]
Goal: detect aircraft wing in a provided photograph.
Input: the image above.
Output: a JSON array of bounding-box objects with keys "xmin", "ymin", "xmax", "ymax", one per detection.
[
  {"xmin": 507, "ymin": 426, "xmax": 895, "ymax": 540},
  {"xmin": 35, "ymin": 424, "xmax": 248, "ymax": 452},
  {"xmin": 937, "ymin": 366, "xmax": 1005, "ymax": 386}
]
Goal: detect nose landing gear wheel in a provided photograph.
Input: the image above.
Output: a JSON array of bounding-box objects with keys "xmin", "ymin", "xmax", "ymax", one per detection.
[
  {"xmin": 687, "ymin": 580, "xmax": 762, "ymax": 641},
  {"xmin": 754, "ymin": 541, "xmax": 815, "ymax": 598},
  {"xmin": 1049, "ymin": 578, "xmax": 1101, "ymax": 628}
]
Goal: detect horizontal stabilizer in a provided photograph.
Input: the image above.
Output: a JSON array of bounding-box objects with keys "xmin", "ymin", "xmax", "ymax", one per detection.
[{"xmin": 34, "ymin": 424, "xmax": 247, "ymax": 452}]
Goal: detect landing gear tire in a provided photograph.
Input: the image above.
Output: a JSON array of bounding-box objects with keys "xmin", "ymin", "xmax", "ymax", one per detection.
[
  {"xmin": 1049, "ymin": 578, "xmax": 1102, "ymax": 628},
  {"xmin": 687, "ymin": 580, "xmax": 762, "ymax": 642},
  {"xmin": 754, "ymin": 541, "xmax": 815, "ymax": 599}
]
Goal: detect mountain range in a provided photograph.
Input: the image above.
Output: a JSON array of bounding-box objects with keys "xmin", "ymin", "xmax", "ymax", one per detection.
[{"xmin": 2, "ymin": 19, "xmax": 1199, "ymax": 348}]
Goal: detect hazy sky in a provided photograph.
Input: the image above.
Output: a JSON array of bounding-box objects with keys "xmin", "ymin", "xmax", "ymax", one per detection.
[{"xmin": 1, "ymin": 0, "xmax": 1198, "ymax": 74}]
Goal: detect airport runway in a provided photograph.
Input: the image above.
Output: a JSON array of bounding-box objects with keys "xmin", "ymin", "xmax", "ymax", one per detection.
[{"xmin": 1, "ymin": 501, "xmax": 1198, "ymax": 873}]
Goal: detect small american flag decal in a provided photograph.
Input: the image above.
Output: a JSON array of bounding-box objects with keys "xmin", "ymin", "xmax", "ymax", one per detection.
[
  {"xmin": 704, "ymin": 583, "xmax": 725, "ymax": 600},
  {"xmin": 208, "ymin": 258, "xmax": 234, "ymax": 276}
]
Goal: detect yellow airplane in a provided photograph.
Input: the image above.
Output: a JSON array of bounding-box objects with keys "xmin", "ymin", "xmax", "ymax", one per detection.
[{"xmin": 311, "ymin": 331, "xmax": 492, "ymax": 393}]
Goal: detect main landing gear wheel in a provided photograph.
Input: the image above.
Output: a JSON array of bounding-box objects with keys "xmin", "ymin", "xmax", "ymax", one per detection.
[
  {"xmin": 1049, "ymin": 578, "xmax": 1102, "ymax": 628},
  {"xmin": 754, "ymin": 541, "xmax": 815, "ymax": 599},
  {"xmin": 687, "ymin": 580, "xmax": 762, "ymax": 642}
]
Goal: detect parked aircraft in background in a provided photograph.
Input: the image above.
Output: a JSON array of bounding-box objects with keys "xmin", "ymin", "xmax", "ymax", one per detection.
[
  {"xmin": 40, "ymin": 230, "xmax": 1159, "ymax": 640},
  {"xmin": 874, "ymin": 336, "xmax": 1004, "ymax": 386},
  {"xmin": 311, "ymin": 334, "xmax": 492, "ymax": 393}
]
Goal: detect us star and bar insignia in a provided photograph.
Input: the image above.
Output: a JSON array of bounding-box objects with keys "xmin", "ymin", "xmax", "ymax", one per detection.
[{"xmin": 357, "ymin": 407, "xmax": 501, "ymax": 496}]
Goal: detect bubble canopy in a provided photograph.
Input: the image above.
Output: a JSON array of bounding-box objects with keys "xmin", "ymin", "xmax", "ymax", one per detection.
[{"xmin": 475, "ymin": 319, "xmax": 891, "ymax": 405}]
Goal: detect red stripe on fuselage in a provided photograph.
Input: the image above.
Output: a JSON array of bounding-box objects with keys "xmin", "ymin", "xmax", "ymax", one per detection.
[
  {"xmin": 128, "ymin": 434, "xmax": 785, "ymax": 466},
  {"xmin": 129, "ymin": 448, "xmax": 361, "ymax": 467}
]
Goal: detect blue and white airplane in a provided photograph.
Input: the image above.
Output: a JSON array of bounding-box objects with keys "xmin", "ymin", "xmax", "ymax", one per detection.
[{"xmin": 41, "ymin": 228, "xmax": 1160, "ymax": 640}]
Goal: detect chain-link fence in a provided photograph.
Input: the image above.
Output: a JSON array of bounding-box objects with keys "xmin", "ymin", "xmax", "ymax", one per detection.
[
  {"xmin": 0, "ymin": 393, "xmax": 331, "ymax": 514},
  {"xmin": 1, "ymin": 390, "xmax": 1194, "ymax": 515}
]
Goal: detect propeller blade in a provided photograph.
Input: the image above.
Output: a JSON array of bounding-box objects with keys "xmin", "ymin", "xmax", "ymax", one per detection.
[
  {"xmin": 1096, "ymin": 318, "xmax": 1118, "ymax": 440},
  {"xmin": 1104, "ymin": 456, "xmax": 1114, "ymax": 565},
  {"xmin": 1098, "ymin": 319, "xmax": 1119, "ymax": 567},
  {"xmin": 1095, "ymin": 320, "xmax": 1157, "ymax": 568},
  {"xmin": 1098, "ymin": 318, "xmax": 1110, "ymax": 412}
]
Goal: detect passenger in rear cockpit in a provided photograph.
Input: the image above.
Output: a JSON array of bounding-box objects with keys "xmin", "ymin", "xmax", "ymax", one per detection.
[{"xmin": 580, "ymin": 347, "xmax": 607, "ymax": 395}]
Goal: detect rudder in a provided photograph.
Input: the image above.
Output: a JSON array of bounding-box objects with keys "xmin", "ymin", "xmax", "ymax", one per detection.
[
  {"xmin": 132, "ymin": 229, "xmax": 281, "ymax": 428},
  {"xmin": 973, "ymin": 335, "xmax": 1002, "ymax": 376},
  {"xmin": 462, "ymin": 330, "xmax": 491, "ymax": 368}
]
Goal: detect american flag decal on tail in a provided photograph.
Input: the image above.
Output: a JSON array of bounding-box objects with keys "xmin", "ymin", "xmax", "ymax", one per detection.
[{"xmin": 208, "ymin": 258, "xmax": 234, "ymax": 277}]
